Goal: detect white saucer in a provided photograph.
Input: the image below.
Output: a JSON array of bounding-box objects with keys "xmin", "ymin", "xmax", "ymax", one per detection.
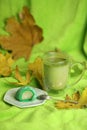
[{"xmin": 4, "ymin": 87, "xmax": 48, "ymax": 108}]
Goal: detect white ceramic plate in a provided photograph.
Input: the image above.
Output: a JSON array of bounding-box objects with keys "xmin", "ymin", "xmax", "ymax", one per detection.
[{"xmin": 4, "ymin": 87, "xmax": 48, "ymax": 108}]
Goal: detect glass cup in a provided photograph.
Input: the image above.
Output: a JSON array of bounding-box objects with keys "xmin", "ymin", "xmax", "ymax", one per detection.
[{"xmin": 42, "ymin": 51, "xmax": 86, "ymax": 94}]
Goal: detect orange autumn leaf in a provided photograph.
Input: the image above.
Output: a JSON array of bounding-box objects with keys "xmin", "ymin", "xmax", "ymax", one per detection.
[
  {"xmin": 0, "ymin": 6, "xmax": 43, "ymax": 60},
  {"xmin": 0, "ymin": 53, "xmax": 14, "ymax": 76}
]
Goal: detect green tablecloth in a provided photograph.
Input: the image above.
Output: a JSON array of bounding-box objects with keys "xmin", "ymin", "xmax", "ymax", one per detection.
[{"xmin": 0, "ymin": 0, "xmax": 87, "ymax": 130}]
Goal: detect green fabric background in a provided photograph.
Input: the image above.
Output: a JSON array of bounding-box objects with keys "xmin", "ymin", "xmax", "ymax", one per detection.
[{"xmin": 0, "ymin": 0, "xmax": 87, "ymax": 130}]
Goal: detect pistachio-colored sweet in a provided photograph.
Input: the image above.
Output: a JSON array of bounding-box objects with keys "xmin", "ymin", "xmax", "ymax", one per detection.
[{"xmin": 15, "ymin": 86, "xmax": 37, "ymax": 102}]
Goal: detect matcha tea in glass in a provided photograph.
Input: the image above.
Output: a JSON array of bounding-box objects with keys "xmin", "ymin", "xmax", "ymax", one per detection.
[{"xmin": 42, "ymin": 51, "xmax": 85, "ymax": 94}]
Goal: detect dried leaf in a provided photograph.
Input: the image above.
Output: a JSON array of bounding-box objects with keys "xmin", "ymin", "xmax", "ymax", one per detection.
[
  {"xmin": 29, "ymin": 57, "xmax": 45, "ymax": 90},
  {"xmin": 0, "ymin": 6, "xmax": 43, "ymax": 60},
  {"xmin": 72, "ymin": 91, "xmax": 80, "ymax": 101},
  {"xmin": 55, "ymin": 88, "xmax": 87, "ymax": 109},
  {"xmin": 0, "ymin": 52, "xmax": 14, "ymax": 76},
  {"xmin": 65, "ymin": 94, "xmax": 71, "ymax": 101},
  {"xmin": 65, "ymin": 91, "xmax": 80, "ymax": 101},
  {"xmin": 9, "ymin": 66, "xmax": 31, "ymax": 86},
  {"xmin": 55, "ymin": 91, "xmax": 81, "ymax": 109},
  {"xmin": 55, "ymin": 101, "xmax": 80, "ymax": 109},
  {"xmin": 78, "ymin": 87, "xmax": 87, "ymax": 106}
]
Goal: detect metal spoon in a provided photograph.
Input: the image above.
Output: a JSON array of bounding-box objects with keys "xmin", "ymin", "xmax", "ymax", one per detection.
[
  {"xmin": 37, "ymin": 94, "xmax": 78, "ymax": 104},
  {"xmin": 37, "ymin": 94, "xmax": 51, "ymax": 100}
]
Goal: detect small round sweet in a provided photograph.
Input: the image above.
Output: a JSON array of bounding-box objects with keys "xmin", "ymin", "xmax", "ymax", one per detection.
[{"xmin": 15, "ymin": 86, "xmax": 37, "ymax": 102}]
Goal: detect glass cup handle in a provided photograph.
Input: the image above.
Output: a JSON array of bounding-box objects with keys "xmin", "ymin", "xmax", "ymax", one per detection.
[{"xmin": 69, "ymin": 61, "xmax": 87, "ymax": 86}]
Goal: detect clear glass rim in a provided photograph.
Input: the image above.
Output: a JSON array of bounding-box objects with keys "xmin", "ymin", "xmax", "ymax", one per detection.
[{"xmin": 43, "ymin": 51, "xmax": 69, "ymax": 66}]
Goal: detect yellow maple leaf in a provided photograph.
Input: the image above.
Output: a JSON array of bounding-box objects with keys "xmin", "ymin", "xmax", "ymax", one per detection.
[
  {"xmin": 72, "ymin": 91, "xmax": 80, "ymax": 101},
  {"xmin": 55, "ymin": 88, "xmax": 87, "ymax": 109},
  {"xmin": 55, "ymin": 91, "xmax": 81, "ymax": 109},
  {"xmin": 78, "ymin": 87, "xmax": 87, "ymax": 107},
  {"xmin": 28, "ymin": 57, "xmax": 45, "ymax": 90},
  {"xmin": 65, "ymin": 91, "xmax": 80, "ymax": 101},
  {"xmin": 9, "ymin": 66, "xmax": 31, "ymax": 86},
  {"xmin": 0, "ymin": 53, "xmax": 14, "ymax": 76},
  {"xmin": 55, "ymin": 100, "xmax": 80, "ymax": 109}
]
